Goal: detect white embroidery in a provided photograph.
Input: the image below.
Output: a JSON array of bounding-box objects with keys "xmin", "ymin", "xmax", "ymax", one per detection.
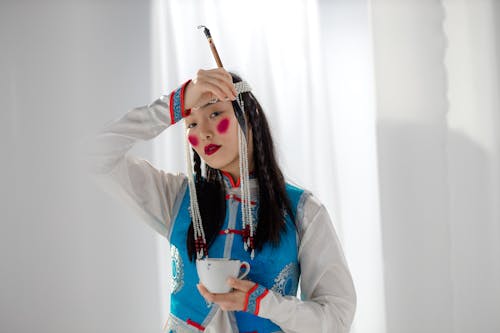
[
  {"xmin": 271, "ymin": 262, "xmax": 299, "ymax": 295},
  {"xmin": 170, "ymin": 245, "xmax": 184, "ymax": 294}
]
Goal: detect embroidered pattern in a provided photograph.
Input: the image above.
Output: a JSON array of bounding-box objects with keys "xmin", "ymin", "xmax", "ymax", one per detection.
[
  {"xmin": 170, "ymin": 245, "xmax": 184, "ymax": 294},
  {"xmin": 271, "ymin": 262, "xmax": 299, "ymax": 296},
  {"xmin": 169, "ymin": 80, "xmax": 191, "ymax": 124},
  {"xmin": 244, "ymin": 284, "xmax": 269, "ymax": 315},
  {"xmin": 295, "ymin": 191, "xmax": 311, "ymax": 243},
  {"xmin": 173, "ymin": 88, "xmax": 182, "ymax": 122}
]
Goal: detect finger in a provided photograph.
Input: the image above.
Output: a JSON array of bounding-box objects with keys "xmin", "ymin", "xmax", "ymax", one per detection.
[
  {"xmin": 196, "ymin": 284, "xmax": 216, "ymax": 302},
  {"xmin": 203, "ymin": 77, "xmax": 236, "ymax": 101},
  {"xmin": 211, "ymin": 70, "xmax": 238, "ymax": 97},
  {"xmin": 197, "ymin": 283, "xmax": 237, "ymax": 310},
  {"xmin": 226, "ymin": 277, "xmax": 256, "ymax": 292},
  {"xmin": 204, "ymin": 69, "xmax": 237, "ymax": 97},
  {"xmin": 201, "ymin": 81, "xmax": 227, "ymax": 102},
  {"xmin": 197, "ymin": 284, "xmax": 233, "ymax": 303},
  {"xmin": 211, "ymin": 67, "xmax": 232, "ymax": 81},
  {"xmin": 197, "ymin": 283, "xmax": 246, "ymax": 312},
  {"xmin": 192, "ymin": 93, "xmax": 218, "ymax": 109}
]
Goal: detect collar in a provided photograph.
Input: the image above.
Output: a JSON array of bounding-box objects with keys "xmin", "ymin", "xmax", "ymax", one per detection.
[{"xmin": 220, "ymin": 170, "xmax": 257, "ymax": 190}]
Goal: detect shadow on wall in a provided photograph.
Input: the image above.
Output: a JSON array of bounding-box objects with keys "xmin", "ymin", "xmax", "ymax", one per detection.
[
  {"xmin": 445, "ymin": 128, "xmax": 500, "ymax": 333},
  {"xmin": 376, "ymin": 119, "xmax": 500, "ymax": 333}
]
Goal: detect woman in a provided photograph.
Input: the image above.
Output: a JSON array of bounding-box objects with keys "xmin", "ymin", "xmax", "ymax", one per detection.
[{"xmin": 88, "ymin": 68, "xmax": 356, "ymax": 332}]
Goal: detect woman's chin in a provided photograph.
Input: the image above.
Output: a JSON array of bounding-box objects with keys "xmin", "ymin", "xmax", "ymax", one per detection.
[
  {"xmin": 202, "ymin": 159, "xmax": 223, "ymax": 170},
  {"xmin": 201, "ymin": 155, "xmax": 238, "ymax": 174}
]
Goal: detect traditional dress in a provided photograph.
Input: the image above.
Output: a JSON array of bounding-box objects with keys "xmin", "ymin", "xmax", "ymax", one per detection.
[{"xmin": 86, "ymin": 93, "xmax": 356, "ymax": 333}]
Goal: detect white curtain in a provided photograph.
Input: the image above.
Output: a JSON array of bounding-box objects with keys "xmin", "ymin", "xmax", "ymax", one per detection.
[
  {"xmin": 370, "ymin": 0, "xmax": 500, "ymax": 333},
  {"xmin": 151, "ymin": 0, "xmax": 500, "ymax": 332}
]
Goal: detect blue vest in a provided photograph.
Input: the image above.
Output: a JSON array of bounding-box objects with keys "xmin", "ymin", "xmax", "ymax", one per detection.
[{"xmin": 166, "ymin": 176, "xmax": 306, "ymax": 333}]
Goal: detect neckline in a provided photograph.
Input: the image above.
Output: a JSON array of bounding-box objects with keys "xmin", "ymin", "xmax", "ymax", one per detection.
[{"xmin": 220, "ymin": 170, "xmax": 256, "ymax": 189}]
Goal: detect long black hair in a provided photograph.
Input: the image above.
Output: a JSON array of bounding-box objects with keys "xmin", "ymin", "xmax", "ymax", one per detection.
[{"xmin": 186, "ymin": 73, "xmax": 296, "ymax": 261}]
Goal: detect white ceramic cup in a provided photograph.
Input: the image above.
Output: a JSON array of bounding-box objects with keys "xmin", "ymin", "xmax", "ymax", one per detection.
[{"xmin": 196, "ymin": 258, "xmax": 251, "ymax": 294}]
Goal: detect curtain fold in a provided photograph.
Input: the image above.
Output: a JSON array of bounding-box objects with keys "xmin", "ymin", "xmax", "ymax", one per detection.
[
  {"xmin": 442, "ymin": 0, "xmax": 500, "ymax": 332},
  {"xmin": 370, "ymin": 1, "xmax": 455, "ymax": 332}
]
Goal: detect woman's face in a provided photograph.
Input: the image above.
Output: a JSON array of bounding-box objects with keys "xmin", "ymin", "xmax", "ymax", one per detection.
[{"xmin": 185, "ymin": 100, "xmax": 251, "ymax": 175}]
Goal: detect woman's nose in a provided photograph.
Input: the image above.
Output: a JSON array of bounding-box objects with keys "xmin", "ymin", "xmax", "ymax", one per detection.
[{"xmin": 199, "ymin": 124, "xmax": 213, "ymax": 140}]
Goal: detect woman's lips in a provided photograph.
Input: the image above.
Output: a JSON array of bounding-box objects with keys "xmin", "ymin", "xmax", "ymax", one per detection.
[{"xmin": 204, "ymin": 144, "xmax": 221, "ymax": 156}]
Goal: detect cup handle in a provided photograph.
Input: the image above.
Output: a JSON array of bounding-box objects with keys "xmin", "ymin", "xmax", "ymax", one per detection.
[{"xmin": 237, "ymin": 261, "xmax": 251, "ymax": 280}]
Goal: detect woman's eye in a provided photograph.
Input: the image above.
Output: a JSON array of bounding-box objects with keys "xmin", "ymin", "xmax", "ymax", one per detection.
[
  {"xmin": 187, "ymin": 123, "xmax": 197, "ymax": 129},
  {"xmin": 210, "ymin": 111, "xmax": 221, "ymax": 118}
]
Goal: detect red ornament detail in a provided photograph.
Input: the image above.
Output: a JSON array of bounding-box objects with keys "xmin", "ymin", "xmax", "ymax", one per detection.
[
  {"xmin": 249, "ymin": 236, "xmax": 255, "ymax": 248},
  {"xmin": 195, "ymin": 236, "xmax": 208, "ymax": 257},
  {"xmin": 186, "ymin": 318, "xmax": 205, "ymax": 330},
  {"xmin": 242, "ymin": 225, "xmax": 254, "ymax": 252},
  {"xmin": 224, "ymin": 194, "xmax": 256, "ymax": 205}
]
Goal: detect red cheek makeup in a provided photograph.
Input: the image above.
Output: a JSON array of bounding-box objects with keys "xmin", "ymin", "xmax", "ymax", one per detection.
[
  {"xmin": 217, "ymin": 118, "xmax": 230, "ymax": 134},
  {"xmin": 188, "ymin": 135, "xmax": 199, "ymax": 147}
]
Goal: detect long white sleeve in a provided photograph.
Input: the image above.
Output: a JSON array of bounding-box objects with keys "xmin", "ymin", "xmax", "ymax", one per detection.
[
  {"xmin": 81, "ymin": 95, "xmax": 187, "ymax": 239},
  {"xmin": 256, "ymin": 194, "xmax": 357, "ymax": 333}
]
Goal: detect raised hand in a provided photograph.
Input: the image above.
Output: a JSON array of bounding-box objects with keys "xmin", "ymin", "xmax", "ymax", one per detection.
[{"xmin": 184, "ymin": 68, "xmax": 238, "ymax": 110}]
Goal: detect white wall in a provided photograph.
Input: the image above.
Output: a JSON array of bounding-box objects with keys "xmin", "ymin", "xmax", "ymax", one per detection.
[{"xmin": 0, "ymin": 1, "xmax": 164, "ymax": 332}]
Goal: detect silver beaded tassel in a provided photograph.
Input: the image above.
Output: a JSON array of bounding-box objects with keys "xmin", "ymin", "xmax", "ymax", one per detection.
[
  {"xmin": 235, "ymin": 82, "xmax": 256, "ymax": 259},
  {"xmin": 185, "ymin": 137, "xmax": 207, "ymax": 260},
  {"xmin": 236, "ymin": 96, "xmax": 255, "ymax": 259},
  {"xmin": 184, "ymin": 80, "xmax": 254, "ymax": 260}
]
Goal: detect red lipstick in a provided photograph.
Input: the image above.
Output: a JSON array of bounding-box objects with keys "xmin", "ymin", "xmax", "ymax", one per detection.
[{"xmin": 204, "ymin": 144, "xmax": 221, "ymax": 156}]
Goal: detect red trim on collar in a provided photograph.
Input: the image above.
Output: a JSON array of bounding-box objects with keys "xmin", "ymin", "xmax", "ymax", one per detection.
[
  {"xmin": 220, "ymin": 170, "xmax": 256, "ymax": 188},
  {"xmin": 221, "ymin": 170, "xmax": 240, "ymax": 188}
]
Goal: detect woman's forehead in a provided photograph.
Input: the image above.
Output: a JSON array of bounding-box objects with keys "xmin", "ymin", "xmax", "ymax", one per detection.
[{"xmin": 187, "ymin": 100, "xmax": 233, "ymax": 118}]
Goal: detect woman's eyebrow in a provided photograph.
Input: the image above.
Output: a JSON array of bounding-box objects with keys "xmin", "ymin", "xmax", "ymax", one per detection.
[
  {"xmin": 200, "ymin": 100, "xmax": 226, "ymax": 110},
  {"xmin": 184, "ymin": 114, "xmax": 197, "ymax": 123}
]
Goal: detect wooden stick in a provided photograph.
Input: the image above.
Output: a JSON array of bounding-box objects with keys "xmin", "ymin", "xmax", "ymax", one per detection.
[
  {"xmin": 198, "ymin": 25, "xmax": 223, "ymax": 68},
  {"xmin": 208, "ymin": 37, "xmax": 223, "ymax": 68}
]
